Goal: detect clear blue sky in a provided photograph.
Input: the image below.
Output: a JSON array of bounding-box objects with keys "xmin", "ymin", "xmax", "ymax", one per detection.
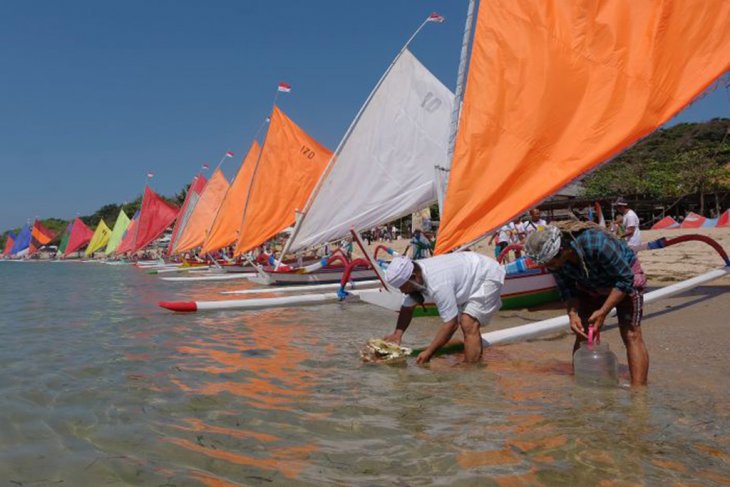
[{"xmin": 1, "ymin": 1, "xmax": 728, "ymax": 231}]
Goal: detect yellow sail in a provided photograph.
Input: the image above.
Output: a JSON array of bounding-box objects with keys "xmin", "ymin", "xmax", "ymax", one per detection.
[{"xmin": 86, "ymin": 219, "xmax": 112, "ymax": 256}]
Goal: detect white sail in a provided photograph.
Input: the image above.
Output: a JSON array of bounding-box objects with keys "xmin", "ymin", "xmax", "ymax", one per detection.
[{"xmin": 288, "ymin": 49, "xmax": 453, "ymax": 253}]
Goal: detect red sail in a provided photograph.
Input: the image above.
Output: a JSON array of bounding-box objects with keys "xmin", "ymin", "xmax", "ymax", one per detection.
[
  {"xmin": 64, "ymin": 217, "xmax": 94, "ymax": 257},
  {"xmin": 131, "ymin": 186, "xmax": 180, "ymax": 253},
  {"xmin": 167, "ymin": 173, "xmax": 207, "ymax": 255}
]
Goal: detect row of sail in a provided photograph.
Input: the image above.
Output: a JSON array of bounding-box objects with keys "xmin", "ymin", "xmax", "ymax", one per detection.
[{"xmin": 4, "ymin": 2, "xmax": 729, "ymax": 262}]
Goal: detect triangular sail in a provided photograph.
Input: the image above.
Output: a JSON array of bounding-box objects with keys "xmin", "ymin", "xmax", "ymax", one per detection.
[
  {"xmin": 130, "ymin": 186, "xmax": 179, "ymax": 253},
  {"xmin": 201, "ymin": 141, "xmax": 261, "ymax": 254},
  {"xmin": 167, "ymin": 174, "xmax": 207, "ymax": 255},
  {"xmin": 114, "ymin": 211, "xmax": 139, "ymax": 255},
  {"xmin": 2, "ymin": 232, "xmax": 16, "ymax": 257},
  {"xmin": 29, "ymin": 220, "xmax": 56, "ymax": 256},
  {"xmin": 288, "ymin": 49, "xmax": 453, "ymax": 253},
  {"xmin": 58, "ymin": 222, "xmax": 73, "ymax": 255},
  {"xmin": 234, "ymin": 107, "xmax": 332, "ymax": 255},
  {"xmin": 85, "ymin": 219, "xmax": 112, "ymax": 256},
  {"xmin": 105, "ymin": 210, "xmax": 131, "ymax": 255},
  {"xmin": 173, "ymin": 169, "xmax": 230, "ymax": 254},
  {"xmin": 10, "ymin": 224, "xmax": 31, "ymax": 256},
  {"xmin": 436, "ymin": 0, "xmax": 730, "ymax": 253},
  {"xmin": 64, "ymin": 217, "xmax": 94, "ymax": 257}
]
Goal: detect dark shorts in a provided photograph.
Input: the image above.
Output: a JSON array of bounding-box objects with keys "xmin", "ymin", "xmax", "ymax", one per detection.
[{"xmin": 577, "ymin": 289, "xmax": 644, "ymax": 330}]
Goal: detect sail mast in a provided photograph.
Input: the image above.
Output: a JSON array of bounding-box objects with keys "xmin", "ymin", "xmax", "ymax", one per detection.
[
  {"xmin": 276, "ymin": 13, "xmax": 445, "ymax": 267},
  {"xmin": 437, "ymin": 0, "xmax": 477, "ymax": 215}
]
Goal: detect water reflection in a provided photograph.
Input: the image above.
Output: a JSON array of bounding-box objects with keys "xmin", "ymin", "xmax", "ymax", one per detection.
[{"xmin": 0, "ymin": 263, "xmax": 728, "ymax": 485}]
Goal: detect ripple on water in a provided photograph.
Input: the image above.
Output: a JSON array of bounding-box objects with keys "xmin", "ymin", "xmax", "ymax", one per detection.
[{"xmin": 0, "ymin": 263, "xmax": 728, "ymax": 485}]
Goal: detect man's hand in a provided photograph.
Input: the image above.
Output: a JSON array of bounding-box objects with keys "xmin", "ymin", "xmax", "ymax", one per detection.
[
  {"xmin": 416, "ymin": 350, "xmax": 432, "ymax": 365},
  {"xmin": 568, "ymin": 311, "xmax": 588, "ymax": 339},
  {"xmin": 587, "ymin": 309, "xmax": 608, "ymax": 333},
  {"xmin": 383, "ymin": 330, "xmax": 402, "ymax": 345}
]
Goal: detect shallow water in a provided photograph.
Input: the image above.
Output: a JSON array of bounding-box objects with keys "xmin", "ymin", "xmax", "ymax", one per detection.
[{"xmin": 0, "ymin": 261, "xmax": 728, "ymax": 486}]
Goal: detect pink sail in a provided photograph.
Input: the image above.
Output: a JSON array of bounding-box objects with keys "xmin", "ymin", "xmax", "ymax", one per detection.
[{"xmin": 63, "ymin": 217, "xmax": 94, "ymax": 257}]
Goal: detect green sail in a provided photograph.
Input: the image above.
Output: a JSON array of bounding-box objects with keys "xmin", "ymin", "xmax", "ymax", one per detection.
[{"xmin": 105, "ymin": 210, "xmax": 130, "ymax": 255}]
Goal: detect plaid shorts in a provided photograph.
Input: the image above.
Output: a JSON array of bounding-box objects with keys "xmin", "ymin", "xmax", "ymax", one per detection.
[{"xmin": 577, "ymin": 288, "xmax": 644, "ymax": 330}]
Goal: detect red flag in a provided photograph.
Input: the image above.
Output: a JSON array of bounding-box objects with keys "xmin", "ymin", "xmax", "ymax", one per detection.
[
  {"xmin": 277, "ymin": 82, "xmax": 292, "ymax": 93},
  {"xmin": 202, "ymin": 163, "xmax": 210, "ymax": 170},
  {"xmin": 427, "ymin": 12, "xmax": 445, "ymax": 23},
  {"xmin": 224, "ymin": 151, "xmax": 235, "ymax": 158}
]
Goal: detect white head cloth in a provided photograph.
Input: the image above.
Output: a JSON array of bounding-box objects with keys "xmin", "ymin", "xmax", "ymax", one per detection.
[
  {"xmin": 385, "ymin": 256, "xmax": 415, "ymax": 288},
  {"xmin": 524, "ymin": 225, "xmax": 562, "ymax": 264}
]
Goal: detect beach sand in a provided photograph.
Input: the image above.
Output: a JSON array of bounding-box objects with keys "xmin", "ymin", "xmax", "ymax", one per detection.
[{"xmin": 358, "ymin": 227, "xmax": 730, "ymax": 400}]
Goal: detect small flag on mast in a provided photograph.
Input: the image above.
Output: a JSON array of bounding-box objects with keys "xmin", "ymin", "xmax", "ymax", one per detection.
[
  {"xmin": 224, "ymin": 151, "xmax": 234, "ymax": 158},
  {"xmin": 277, "ymin": 82, "xmax": 292, "ymax": 93},
  {"xmin": 202, "ymin": 163, "xmax": 210, "ymax": 170},
  {"xmin": 427, "ymin": 12, "xmax": 445, "ymax": 23},
  {"xmin": 146, "ymin": 171, "xmax": 155, "ymax": 178}
]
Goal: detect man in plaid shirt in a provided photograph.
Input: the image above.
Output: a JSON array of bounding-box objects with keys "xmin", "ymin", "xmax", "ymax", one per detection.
[{"xmin": 525, "ymin": 223, "xmax": 649, "ymax": 386}]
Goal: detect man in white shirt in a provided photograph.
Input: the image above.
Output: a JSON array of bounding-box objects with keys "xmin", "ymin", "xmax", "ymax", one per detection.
[
  {"xmin": 523, "ymin": 208, "xmax": 547, "ymax": 236},
  {"xmin": 615, "ymin": 197, "xmax": 641, "ymax": 249},
  {"xmin": 382, "ymin": 253, "xmax": 505, "ymax": 364}
]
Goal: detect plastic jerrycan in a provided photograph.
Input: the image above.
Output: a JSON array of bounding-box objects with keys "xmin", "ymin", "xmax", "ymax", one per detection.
[{"xmin": 574, "ymin": 327, "xmax": 619, "ymax": 387}]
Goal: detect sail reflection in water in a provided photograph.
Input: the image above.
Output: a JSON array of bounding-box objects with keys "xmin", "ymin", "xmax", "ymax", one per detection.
[{"xmin": 163, "ymin": 309, "xmax": 320, "ymax": 480}]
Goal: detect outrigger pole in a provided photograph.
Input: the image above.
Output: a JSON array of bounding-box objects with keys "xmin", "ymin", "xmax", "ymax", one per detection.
[{"xmin": 275, "ymin": 12, "xmax": 447, "ymax": 269}]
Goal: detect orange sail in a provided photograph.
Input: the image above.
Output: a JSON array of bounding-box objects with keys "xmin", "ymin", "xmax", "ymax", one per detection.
[
  {"xmin": 173, "ymin": 169, "xmax": 230, "ymax": 254},
  {"xmin": 436, "ymin": 0, "xmax": 730, "ymax": 254},
  {"xmin": 29, "ymin": 220, "xmax": 56, "ymax": 256},
  {"xmin": 234, "ymin": 106, "xmax": 332, "ymax": 255},
  {"xmin": 200, "ymin": 141, "xmax": 261, "ymax": 254}
]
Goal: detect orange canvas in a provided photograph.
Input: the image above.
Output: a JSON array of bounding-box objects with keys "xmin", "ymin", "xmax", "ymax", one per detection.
[
  {"xmin": 173, "ymin": 169, "xmax": 230, "ymax": 254},
  {"xmin": 436, "ymin": 0, "xmax": 730, "ymax": 254},
  {"xmin": 200, "ymin": 141, "xmax": 261, "ymax": 254},
  {"xmin": 234, "ymin": 106, "xmax": 332, "ymax": 255}
]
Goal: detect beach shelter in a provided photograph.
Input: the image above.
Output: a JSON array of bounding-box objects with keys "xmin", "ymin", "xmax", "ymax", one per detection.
[
  {"xmin": 114, "ymin": 211, "xmax": 139, "ymax": 255},
  {"xmin": 105, "ymin": 209, "xmax": 131, "ymax": 255},
  {"xmin": 702, "ymin": 218, "xmax": 718, "ymax": 228},
  {"xmin": 283, "ymin": 49, "xmax": 454, "ymax": 254},
  {"xmin": 85, "ymin": 219, "xmax": 112, "ymax": 256},
  {"xmin": 651, "ymin": 216, "xmax": 679, "ymax": 230},
  {"xmin": 234, "ymin": 107, "xmax": 332, "ymax": 255},
  {"xmin": 2, "ymin": 232, "xmax": 16, "ymax": 256},
  {"xmin": 57, "ymin": 222, "xmax": 73, "ymax": 255},
  {"xmin": 679, "ymin": 212, "xmax": 706, "ymax": 229},
  {"xmin": 173, "ymin": 169, "xmax": 230, "ymax": 254},
  {"xmin": 63, "ymin": 217, "xmax": 94, "ymax": 257},
  {"xmin": 167, "ymin": 173, "xmax": 207, "ymax": 255},
  {"xmin": 717, "ymin": 209, "xmax": 730, "ymax": 227},
  {"xmin": 129, "ymin": 186, "xmax": 179, "ymax": 253},
  {"xmin": 434, "ymin": 0, "xmax": 730, "ymax": 253},
  {"xmin": 28, "ymin": 220, "xmax": 56, "ymax": 256},
  {"xmin": 10, "ymin": 224, "xmax": 31, "ymax": 256},
  {"xmin": 200, "ymin": 141, "xmax": 261, "ymax": 254}
]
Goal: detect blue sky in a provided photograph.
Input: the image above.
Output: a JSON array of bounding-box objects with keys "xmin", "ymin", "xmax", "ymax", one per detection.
[{"xmin": 1, "ymin": 1, "xmax": 727, "ymax": 231}]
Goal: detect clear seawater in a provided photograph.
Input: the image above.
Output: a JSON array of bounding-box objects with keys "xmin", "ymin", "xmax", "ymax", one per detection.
[{"xmin": 0, "ymin": 261, "xmax": 728, "ymax": 486}]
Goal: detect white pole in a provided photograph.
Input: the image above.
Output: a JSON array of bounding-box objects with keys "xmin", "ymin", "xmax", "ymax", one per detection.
[{"xmin": 438, "ymin": 0, "xmax": 477, "ymax": 214}]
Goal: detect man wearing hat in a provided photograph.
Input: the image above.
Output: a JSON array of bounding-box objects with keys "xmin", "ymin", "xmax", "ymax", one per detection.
[
  {"xmin": 615, "ymin": 197, "xmax": 641, "ymax": 249},
  {"xmin": 383, "ymin": 253, "xmax": 505, "ymax": 364},
  {"xmin": 524, "ymin": 223, "xmax": 649, "ymax": 386}
]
